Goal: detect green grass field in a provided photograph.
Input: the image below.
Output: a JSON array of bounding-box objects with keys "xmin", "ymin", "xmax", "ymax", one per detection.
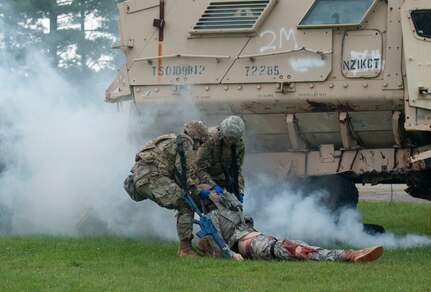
[{"xmin": 1, "ymin": 201, "xmax": 430, "ymax": 291}]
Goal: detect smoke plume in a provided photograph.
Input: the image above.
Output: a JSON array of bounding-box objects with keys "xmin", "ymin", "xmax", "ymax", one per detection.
[
  {"xmin": 1, "ymin": 18, "xmax": 430, "ymax": 250},
  {"xmin": 0, "ymin": 40, "xmax": 201, "ymax": 239},
  {"xmin": 244, "ymin": 174, "xmax": 431, "ymax": 249}
]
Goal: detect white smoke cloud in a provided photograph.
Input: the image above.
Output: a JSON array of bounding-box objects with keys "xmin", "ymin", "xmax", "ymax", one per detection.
[
  {"xmin": 0, "ymin": 36, "xmax": 201, "ymax": 239},
  {"xmin": 244, "ymin": 175, "xmax": 431, "ymax": 249},
  {"xmin": 1, "ymin": 17, "xmax": 429, "ymax": 251}
]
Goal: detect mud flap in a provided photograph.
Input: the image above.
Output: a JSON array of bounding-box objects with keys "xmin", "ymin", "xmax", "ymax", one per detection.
[{"xmin": 105, "ymin": 63, "xmax": 132, "ymax": 102}]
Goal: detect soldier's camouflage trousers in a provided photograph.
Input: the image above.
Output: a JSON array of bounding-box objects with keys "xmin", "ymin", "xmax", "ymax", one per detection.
[
  {"xmin": 249, "ymin": 235, "xmax": 345, "ymax": 262},
  {"xmin": 125, "ymin": 164, "xmax": 194, "ymax": 241}
]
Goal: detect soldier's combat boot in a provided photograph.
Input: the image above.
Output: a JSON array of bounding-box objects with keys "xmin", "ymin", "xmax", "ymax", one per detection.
[
  {"xmin": 341, "ymin": 246, "xmax": 384, "ymax": 263},
  {"xmin": 177, "ymin": 240, "xmax": 200, "ymax": 258},
  {"xmin": 196, "ymin": 236, "xmax": 220, "ymax": 257}
]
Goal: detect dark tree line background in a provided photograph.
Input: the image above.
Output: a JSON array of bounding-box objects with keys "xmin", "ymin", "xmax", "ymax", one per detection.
[
  {"xmin": 0, "ymin": 0, "xmax": 123, "ymax": 84},
  {"xmin": 0, "ymin": 1, "xmax": 124, "ymax": 180}
]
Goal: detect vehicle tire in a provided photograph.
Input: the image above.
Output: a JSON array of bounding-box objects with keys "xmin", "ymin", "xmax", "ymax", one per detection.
[
  {"xmin": 290, "ymin": 175, "xmax": 359, "ymax": 212},
  {"xmin": 363, "ymin": 223, "xmax": 385, "ymax": 235},
  {"xmin": 405, "ymin": 170, "xmax": 431, "ymax": 201}
]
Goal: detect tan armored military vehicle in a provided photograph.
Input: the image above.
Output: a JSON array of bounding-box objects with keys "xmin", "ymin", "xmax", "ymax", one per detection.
[{"xmin": 106, "ymin": 0, "xmax": 431, "ymax": 207}]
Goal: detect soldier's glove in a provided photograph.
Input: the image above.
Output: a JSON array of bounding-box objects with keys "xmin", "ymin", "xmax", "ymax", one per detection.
[
  {"xmin": 211, "ymin": 185, "xmax": 224, "ymax": 194},
  {"xmin": 238, "ymin": 193, "xmax": 244, "ymax": 203},
  {"xmin": 199, "ymin": 189, "xmax": 211, "ymax": 200}
]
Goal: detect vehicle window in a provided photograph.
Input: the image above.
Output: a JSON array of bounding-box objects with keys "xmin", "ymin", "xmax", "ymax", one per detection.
[
  {"xmin": 299, "ymin": 0, "xmax": 376, "ymax": 28},
  {"xmin": 411, "ymin": 10, "xmax": 431, "ymax": 39}
]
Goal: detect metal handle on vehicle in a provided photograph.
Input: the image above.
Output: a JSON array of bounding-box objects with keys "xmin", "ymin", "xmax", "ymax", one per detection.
[
  {"xmin": 238, "ymin": 47, "xmax": 332, "ymax": 61},
  {"xmin": 135, "ymin": 53, "xmax": 231, "ymax": 64}
]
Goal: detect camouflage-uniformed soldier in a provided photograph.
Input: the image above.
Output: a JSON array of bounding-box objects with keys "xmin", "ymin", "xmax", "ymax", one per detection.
[
  {"xmin": 195, "ymin": 116, "xmax": 246, "ymax": 202},
  {"xmin": 124, "ymin": 121, "xmax": 209, "ymax": 257},
  {"xmin": 197, "ymin": 188, "xmax": 384, "ymax": 263}
]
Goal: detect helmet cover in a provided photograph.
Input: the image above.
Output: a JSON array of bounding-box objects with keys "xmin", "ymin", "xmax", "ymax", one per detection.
[
  {"xmin": 220, "ymin": 116, "xmax": 245, "ymax": 139},
  {"xmin": 184, "ymin": 120, "xmax": 209, "ymax": 142}
]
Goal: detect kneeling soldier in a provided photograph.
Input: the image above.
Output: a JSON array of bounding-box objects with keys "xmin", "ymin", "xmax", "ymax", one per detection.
[{"xmin": 124, "ymin": 121, "xmax": 209, "ymax": 257}]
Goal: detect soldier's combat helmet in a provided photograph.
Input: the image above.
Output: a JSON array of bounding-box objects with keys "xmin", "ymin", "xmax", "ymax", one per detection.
[
  {"xmin": 220, "ymin": 116, "xmax": 245, "ymax": 139},
  {"xmin": 184, "ymin": 120, "xmax": 209, "ymax": 142}
]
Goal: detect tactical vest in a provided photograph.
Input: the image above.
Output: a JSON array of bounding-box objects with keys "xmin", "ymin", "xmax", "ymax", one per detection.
[
  {"xmin": 205, "ymin": 127, "xmax": 243, "ymax": 195},
  {"xmin": 134, "ymin": 132, "xmax": 194, "ymax": 177},
  {"xmin": 125, "ymin": 133, "xmax": 193, "ymax": 201},
  {"xmin": 207, "ymin": 191, "xmax": 244, "ymax": 246},
  {"xmin": 135, "ymin": 133, "xmax": 177, "ymax": 163}
]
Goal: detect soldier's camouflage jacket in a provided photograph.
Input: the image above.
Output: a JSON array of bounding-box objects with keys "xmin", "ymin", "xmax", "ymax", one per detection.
[
  {"xmin": 206, "ymin": 191, "xmax": 254, "ymax": 247},
  {"xmin": 133, "ymin": 133, "xmax": 198, "ymax": 189},
  {"xmin": 194, "ymin": 127, "xmax": 245, "ymax": 193}
]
